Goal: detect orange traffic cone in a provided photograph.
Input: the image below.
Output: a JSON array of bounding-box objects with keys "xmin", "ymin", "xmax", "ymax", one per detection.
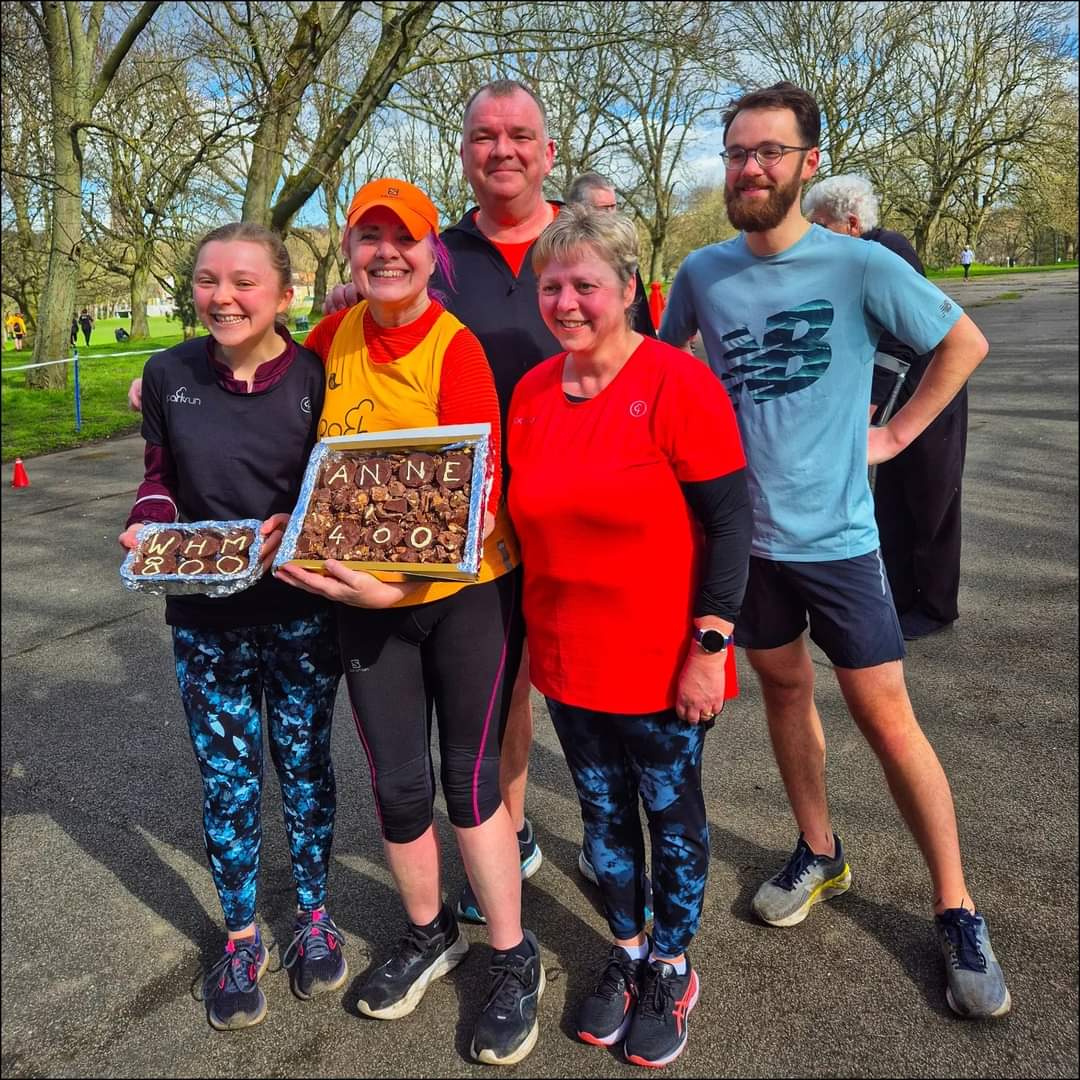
[
  {"xmin": 11, "ymin": 458, "xmax": 29, "ymax": 488},
  {"xmin": 648, "ymin": 281, "xmax": 666, "ymax": 330}
]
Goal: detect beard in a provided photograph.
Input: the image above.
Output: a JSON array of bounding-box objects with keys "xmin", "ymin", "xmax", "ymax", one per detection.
[{"xmin": 724, "ymin": 168, "xmax": 804, "ymax": 232}]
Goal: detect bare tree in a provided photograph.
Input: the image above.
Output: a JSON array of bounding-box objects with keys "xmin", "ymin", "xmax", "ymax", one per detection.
[
  {"xmin": 727, "ymin": 0, "xmax": 924, "ymax": 178},
  {"xmin": 1, "ymin": 6, "xmax": 52, "ymax": 332},
  {"xmin": 19, "ymin": 0, "xmax": 162, "ymax": 387},
  {"xmin": 183, "ymin": 1, "xmax": 440, "ymax": 232},
  {"xmin": 884, "ymin": 1, "xmax": 1076, "ymax": 260},
  {"xmin": 602, "ymin": 2, "xmax": 738, "ymax": 282},
  {"xmin": 289, "ymin": 44, "xmax": 395, "ymax": 317},
  {"xmin": 1005, "ymin": 91, "xmax": 1079, "ymax": 263},
  {"xmin": 82, "ymin": 34, "xmax": 246, "ymax": 338}
]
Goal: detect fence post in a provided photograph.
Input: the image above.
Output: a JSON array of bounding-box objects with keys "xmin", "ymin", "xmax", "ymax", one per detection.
[{"xmin": 73, "ymin": 348, "xmax": 82, "ymax": 432}]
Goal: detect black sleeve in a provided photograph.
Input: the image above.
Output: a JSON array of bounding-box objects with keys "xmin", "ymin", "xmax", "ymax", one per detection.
[
  {"xmin": 868, "ymin": 228, "xmax": 926, "ymax": 276},
  {"xmin": 140, "ymin": 353, "xmax": 166, "ymax": 447},
  {"xmin": 632, "ymin": 272, "xmax": 657, "ymax": 337},
  {"xmin": 681, "ymin": 469, "xmax": 753, "ymax": 621}
]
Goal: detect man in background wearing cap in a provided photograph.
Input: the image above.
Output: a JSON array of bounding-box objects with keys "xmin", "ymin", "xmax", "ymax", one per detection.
[{"xmin": 326, "ymin": 80, "xmax": 652, "ymax": 928}]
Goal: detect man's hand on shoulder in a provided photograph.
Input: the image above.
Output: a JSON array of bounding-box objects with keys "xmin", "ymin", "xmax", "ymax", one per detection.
[{"xmin": 323, "ymin": 283, "xmax": 359, "ymax": 314}]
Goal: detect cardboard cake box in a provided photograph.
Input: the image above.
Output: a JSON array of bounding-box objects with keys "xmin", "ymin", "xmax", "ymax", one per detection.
[
  {"xmin": 274, "ymin": 424, "xmax": 492, "ymax": 582},
  {"xmin": 120, "ymin": 519, "xmax": 265, "ymax": 597}
]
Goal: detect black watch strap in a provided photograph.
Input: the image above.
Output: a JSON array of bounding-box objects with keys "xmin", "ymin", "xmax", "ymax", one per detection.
[{"xmin": 693, "ymin": 627, "xmax": 731, "ymax": 654}]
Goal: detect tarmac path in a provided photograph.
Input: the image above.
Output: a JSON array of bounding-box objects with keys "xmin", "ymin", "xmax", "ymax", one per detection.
[{"xmin": 2, "ymin": 271, "xmax": 1077, "ymax": 1078}]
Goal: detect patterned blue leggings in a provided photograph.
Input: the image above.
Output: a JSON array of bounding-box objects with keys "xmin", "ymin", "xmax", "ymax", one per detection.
[
  {"xmin": 173, "ymin": 614, "xmax": 341, "ymax": 931},
  {"xmin": 546, "ymin": 699, "xmax": 709, "ymax": 957}
]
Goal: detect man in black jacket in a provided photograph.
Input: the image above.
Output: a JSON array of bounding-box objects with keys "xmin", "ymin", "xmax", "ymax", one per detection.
[
  {"xmin": 804, "ymin": 175, "xmax": 968, "ymax": 640},
  {"xmin": 326, "ymin": 81, "xmax": 653, "ymax": 925}
]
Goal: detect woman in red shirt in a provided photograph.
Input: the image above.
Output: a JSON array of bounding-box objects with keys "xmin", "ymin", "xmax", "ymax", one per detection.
[{"xmin": 506, "ymin": 205, "xmax": 752, "ymax": 1069}]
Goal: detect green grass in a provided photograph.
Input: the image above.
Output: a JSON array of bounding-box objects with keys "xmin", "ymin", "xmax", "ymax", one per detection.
[
  {"xmin": 3, "ymin": 262, "xmax": 1077, "ymax": 462},
  {"xmin": 927, "ymin": 261, "xmax": 1077, "ymax": 280},
  {"xmin": 2, "ymin": 315, "xmax": 315, "ymax": 462},
  {"xmin": 993, "ymin": 291, "xmax": 1023, "ymax": 300}
]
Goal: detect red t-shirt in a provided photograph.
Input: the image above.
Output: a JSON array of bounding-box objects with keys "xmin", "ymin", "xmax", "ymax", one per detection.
[
  {"xmin": 473, "ymin": 204, "xmax": 561, "ymax": 277},
  {"xmin": 489, "ymin": 237, "xmax": 534, "ymax": 277},
  {"xmin": 507, "ymin": 337, "xmax": 745, "ymax": 713}
]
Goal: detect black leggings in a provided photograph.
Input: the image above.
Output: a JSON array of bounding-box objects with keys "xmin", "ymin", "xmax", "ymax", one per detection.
[{"xmin": 338, "ymin": 570, "xmax": 524, "ymax": 844}]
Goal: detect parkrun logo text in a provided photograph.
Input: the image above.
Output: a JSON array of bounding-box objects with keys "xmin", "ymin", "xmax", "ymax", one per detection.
[{"xmin": 167, "ymin": 386, "xmax": 202, "ymax": 405}]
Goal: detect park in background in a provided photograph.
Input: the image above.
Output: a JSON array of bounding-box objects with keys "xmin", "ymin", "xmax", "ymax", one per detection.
[{"xmin": 2, "ymin": 0, "xmax": 1077, "ymax": 394}]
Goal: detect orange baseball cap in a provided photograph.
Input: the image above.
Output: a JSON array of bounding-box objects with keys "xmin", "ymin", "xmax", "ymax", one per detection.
[{"xmin": 344, "ymin": 178, "xmax": 440, "ymax": 240}]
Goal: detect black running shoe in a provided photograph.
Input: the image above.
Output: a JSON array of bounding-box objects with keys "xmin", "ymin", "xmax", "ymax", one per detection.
[
  {"xmin": 471, "ymin": 931, "xmax": 545, "ymax": 1066},
  {"xmin": 577, "ymin": 946, "xmax": 644, "ymax": 1047},
  {"xmin": 283, "ymin": 909, "xmax": 348, "ymax": 1001},
  {"xmin": 623, "ymin": 956, "xmax": 700, "ymax": 1068},
  {"xmin": 357, "ymin": 911, "xmax": 469, "ymax": 1020},
  {"xmin": 204, "ymin": 931, "xmax": 270, "ymax": 1031}
]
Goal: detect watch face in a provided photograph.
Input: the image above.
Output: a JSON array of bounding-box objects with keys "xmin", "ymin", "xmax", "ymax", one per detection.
[{"xmin": 698, "ymin": 629, "xmax": 728, "ymax": 653}]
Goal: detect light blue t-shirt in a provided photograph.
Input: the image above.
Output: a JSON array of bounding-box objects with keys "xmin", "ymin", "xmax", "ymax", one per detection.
[{"xmin": 661, "ymin": 225, "xmax": 963, "ymax": 561}]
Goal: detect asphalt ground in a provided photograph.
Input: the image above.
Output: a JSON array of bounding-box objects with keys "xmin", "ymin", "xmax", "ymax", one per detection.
[{"xmin": 2, "ymin": 270, "xmax": 1077, "ymax": 1079}]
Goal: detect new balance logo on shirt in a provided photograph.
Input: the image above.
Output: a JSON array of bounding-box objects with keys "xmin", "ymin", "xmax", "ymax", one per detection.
[{"xmin": 720, "ymin": 300, "xmax": 834, "ymax": 404}]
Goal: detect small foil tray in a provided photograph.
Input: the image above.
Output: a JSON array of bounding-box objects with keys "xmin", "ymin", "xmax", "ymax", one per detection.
[
  {"xmin": 120, "ymin": 518, "xmax": 265, "ymax": 597},
  {"xmin": 273, "ymin": 424, "xmax": 492, "ymax": 582}
]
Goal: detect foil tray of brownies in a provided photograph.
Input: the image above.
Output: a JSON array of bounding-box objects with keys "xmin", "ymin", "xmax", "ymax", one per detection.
[
  {"xmin": 274, "ymin": 424, "xmax": 492, "ymax": 582},
  {"xmin": 120, "ymin": 519, "xmax": 265, "ymax": 596}
]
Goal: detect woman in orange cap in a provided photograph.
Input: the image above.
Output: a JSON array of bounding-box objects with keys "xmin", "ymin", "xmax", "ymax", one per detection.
[{"xmin": 275, "ymin": 179, "xmax": 543, "ymax": 1066}]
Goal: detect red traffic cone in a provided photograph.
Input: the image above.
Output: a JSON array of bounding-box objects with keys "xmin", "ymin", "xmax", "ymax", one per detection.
[
  {"xmin": 648, "ymin": 281, "xmax": 666, "ymax": 330},
  {"xmin": 11, "ymin": 457, "xmax": 30, "ymax": 488}
]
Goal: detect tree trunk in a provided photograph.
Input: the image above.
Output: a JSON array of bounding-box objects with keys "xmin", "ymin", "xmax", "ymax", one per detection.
[
  {"xmin": 308, "ymin": 250, "xmax": 333, "ymax": 319},
  {"xmin": 241, "ymin": 115, "xmax": 294, "ymax": 227},
  {"xmin": 29, "ymin": 97, "xmax": 81, "ymax": 388},
  {"xmin": 648, "ymin": 223, "xmax": 667, "ymax": 284},
  {"xmin": 28, "ymin": 1, "xmax": 160, "ymax": 386},
  {"xmin": 129, "ymin": 255, "xmax": 152, "ymax": 339}
]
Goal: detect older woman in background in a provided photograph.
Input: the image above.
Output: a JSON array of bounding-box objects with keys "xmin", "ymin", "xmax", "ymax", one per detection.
[{"xmin": 506, "ymin": 205, "xmax": 752, "ymax": 1069}]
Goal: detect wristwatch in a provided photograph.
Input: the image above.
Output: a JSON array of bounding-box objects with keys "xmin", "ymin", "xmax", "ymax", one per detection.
[{"xmin": 692, "ymin": 627, "xmax": 731, "ymax": 654}]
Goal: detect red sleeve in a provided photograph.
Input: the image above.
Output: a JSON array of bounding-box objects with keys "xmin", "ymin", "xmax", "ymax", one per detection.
[
  {"xmin": 303, "ymin": 309, "xmax": 350, "ymax": 363},
  {"xmin": 653, "ymin": 346, "xmax": 746, "ymax": 482},
  {"xmin": 126, "ymin": 442, "xmax": 180, "ymax": 528},
  {"xmin": 438, "ymin": 329, "xmax": 503, "ymax": 515}
]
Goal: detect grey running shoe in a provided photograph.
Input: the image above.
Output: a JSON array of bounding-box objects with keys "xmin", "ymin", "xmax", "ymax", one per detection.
[
  {"xmin": 935, "ymin": 908, "xmax": 1011, "ymax": 1018},
  {"xmin": 752, "ymin": 833, "xmax": 851, "ymax": 927},
  {"xmin": 578, "ymin": 847, "xmax": 600, "ymax": 884}
]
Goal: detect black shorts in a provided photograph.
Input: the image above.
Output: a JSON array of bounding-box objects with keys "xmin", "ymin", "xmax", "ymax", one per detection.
[{"xmin": 735, "ymin": 551, "xmax": 905, "ymax": 669}]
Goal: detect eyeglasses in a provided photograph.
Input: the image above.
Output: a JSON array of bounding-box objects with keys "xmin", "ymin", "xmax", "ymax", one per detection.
[{"xmin": 720, "ymin": 143, "xmax": 813, "ymax": 169}]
